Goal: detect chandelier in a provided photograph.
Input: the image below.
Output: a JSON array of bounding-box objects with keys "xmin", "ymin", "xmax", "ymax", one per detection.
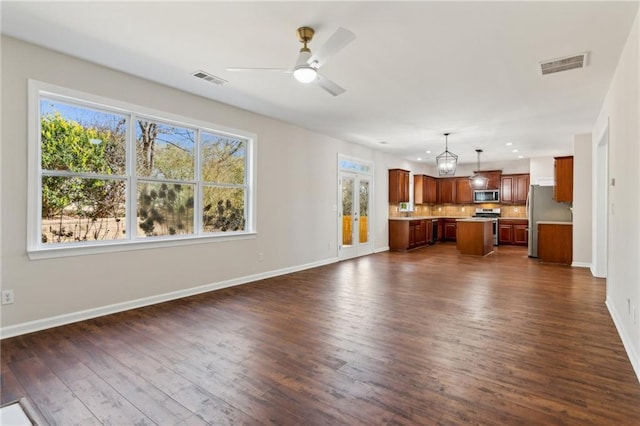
[
  {"xmin": 469, "ymin": 149, "xmax": 489, "ymax": 189},
  {"xmin": 436, "ymin": 133, "xmax": 458, "ymax": 176}
]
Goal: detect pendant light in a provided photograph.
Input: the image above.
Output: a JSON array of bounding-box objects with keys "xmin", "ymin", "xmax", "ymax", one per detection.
[
  {"xmin": 436, "ymin": 132, "xmax": 458, "ymax": 176},
  {"xmin": 469, "ymin": 149, "xmax": 489, "ymax": 189}
]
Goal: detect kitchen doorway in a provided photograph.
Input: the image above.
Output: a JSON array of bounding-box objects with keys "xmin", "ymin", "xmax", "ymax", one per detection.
[{"xmin": 338, "ymin": 156, "xmax": 373, "ymax": 260}]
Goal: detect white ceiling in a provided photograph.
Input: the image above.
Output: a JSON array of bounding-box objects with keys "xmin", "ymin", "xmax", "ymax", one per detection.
[{"xmin": 2, "ymin": 1, "xmax": 638, "ymax": 166}]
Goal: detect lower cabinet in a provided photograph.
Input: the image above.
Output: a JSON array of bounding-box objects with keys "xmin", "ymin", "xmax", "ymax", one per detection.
[
  {"xmin": 443, "ymin": 218, "xmax": 457, "ymax": 241},
  {"xmin": 389, "ymin": 219, "xmax": 432, "ymax": 251},
  {"xmin": 538, "ymin": 223, "xmax": 572, "ymax": 264},
  {"xmin": 498, "ymin": 219, "xmax": 528, "ymax": 246}
]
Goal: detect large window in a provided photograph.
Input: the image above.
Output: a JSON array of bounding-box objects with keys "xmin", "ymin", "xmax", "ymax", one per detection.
[{"xmin": 29, "ymin": 81, "xmax": 255, "ymax": 257}]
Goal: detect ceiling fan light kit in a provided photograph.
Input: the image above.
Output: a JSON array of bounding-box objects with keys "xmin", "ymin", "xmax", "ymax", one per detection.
[
  {"xmin": 436, "ymin": 133, "xmax": 458, "ymax": 176},
  {"xmin": 469, "ymin": 149, "xmax": 489, "ymax": 189},
  {"xmin": 293, "ymin": 51, "xmax": 317, "ymax": 83}
]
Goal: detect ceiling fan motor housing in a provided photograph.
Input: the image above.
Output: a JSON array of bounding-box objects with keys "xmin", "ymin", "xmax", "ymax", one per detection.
[{"xmin": 296, "ymin": 27, "xmax": 315, "ymax": 45}]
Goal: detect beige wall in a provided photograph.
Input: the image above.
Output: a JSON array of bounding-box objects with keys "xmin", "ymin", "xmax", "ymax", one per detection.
[
  {"xmin": 592, "ymin": 12, "xmax": 640, "ymax": 379},
  {"xmin": 572, "ymin": 133, "xmax": 593, "ymax": 267},
  {"xmin": 0, "ymin": 36, "xmax": 411, "ymax": 334}
]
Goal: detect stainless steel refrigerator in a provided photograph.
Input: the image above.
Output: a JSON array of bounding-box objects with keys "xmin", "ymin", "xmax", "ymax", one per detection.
[{"xmin": 527, "ymin": 185, "xmax": 572, "ymax": 257}]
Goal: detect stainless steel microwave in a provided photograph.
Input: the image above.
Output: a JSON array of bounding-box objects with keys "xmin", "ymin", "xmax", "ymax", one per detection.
[{"xmin": 473, "ymin": 189, "xmax": 500, "ymax": 203}]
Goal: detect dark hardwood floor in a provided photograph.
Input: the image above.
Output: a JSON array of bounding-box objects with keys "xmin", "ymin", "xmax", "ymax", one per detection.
[{"xmin": 2, "ymin": 243, "xmax": 640, "ymax": 425}]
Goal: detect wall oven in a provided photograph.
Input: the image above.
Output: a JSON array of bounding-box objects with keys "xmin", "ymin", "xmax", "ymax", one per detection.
[{"xmin": 473, "ymin": 189, "xmax": 500, "ymax": 203}]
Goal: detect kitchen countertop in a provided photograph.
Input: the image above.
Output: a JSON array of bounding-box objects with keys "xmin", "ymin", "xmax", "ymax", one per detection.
[
  {"xmin": 456, "ymin": 218, "xmax": 494, "ymax": 222},
  {"xmin": 499, "ymin": 217, "xmax": 529, "ymax": 220},
  {"xmin": 537, "ymin": 221, "xmax": 573, "ymax": 225},
  {"xmin": 388, "ymin": 216, "xmax": 430, "ymax": 221},
  {"xmin": 389, "ymin": 216, "xmax": 472, "ymax": 221}
]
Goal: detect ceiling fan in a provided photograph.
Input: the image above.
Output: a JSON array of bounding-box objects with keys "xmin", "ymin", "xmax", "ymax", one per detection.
[{"xmin": 227, "ymin": 26, "xmax": 356, "ymax": 96}]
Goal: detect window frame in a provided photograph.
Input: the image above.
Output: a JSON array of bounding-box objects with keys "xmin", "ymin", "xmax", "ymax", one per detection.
[{"xmin": 28, "ymin": 80, "xmax": 256, "ymax": 260}]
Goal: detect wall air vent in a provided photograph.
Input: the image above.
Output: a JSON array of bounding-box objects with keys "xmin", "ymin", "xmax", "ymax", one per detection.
[
  {"xmin": 192, "ymin": 70, "xmax": 227, "ymax": 86},
  {"xmin": 539, "ymin": 52, "xmax": 589, "ymax": 75}
]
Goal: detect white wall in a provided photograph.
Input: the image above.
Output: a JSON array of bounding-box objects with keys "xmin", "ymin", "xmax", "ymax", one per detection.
[
  {"xmin": 592, "ymin": 12, "xmax": 640, "ymax": 380},
  {"xmin": 572, "ymin": 133, "xmax": 592, "ymax": 267},
  {"xmin": 529, "ymin": 157, "xmax": 555, "ymax": 185},
  {"xmin": 0, "ymin": 36, "xmax": 412, "ymax": 335}
]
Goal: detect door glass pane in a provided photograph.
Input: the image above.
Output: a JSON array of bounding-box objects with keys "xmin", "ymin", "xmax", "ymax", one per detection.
[
  {"xmin": 342, "ymin": 177, "xmax": 354, "ymax": 246},
  {"xmin": 359, "ymin": 179, "xmax": 369, "ymax": 244}
]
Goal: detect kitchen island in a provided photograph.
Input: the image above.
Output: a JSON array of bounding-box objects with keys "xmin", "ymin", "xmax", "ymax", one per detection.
[{"xmin": 456, "ymin": 218, "xmax": 494, "ymax": 256}]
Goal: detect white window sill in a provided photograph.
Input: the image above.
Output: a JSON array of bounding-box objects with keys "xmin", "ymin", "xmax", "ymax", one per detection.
[{"xmin": 27, "ymin": 232, "xmax": 257, "ymax": 260}]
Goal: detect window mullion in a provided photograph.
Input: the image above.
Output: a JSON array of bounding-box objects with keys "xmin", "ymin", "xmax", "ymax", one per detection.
[
  {"xmin": 194, "ymin": 128, "xmax": 202, "ymax": 235},
  {"xmin": 127, "ymin": 113, "xmax": 137, "ymax": 241}
]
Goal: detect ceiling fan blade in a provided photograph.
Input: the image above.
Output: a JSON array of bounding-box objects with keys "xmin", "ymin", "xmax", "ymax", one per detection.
[
  {"xmin": 226, "ymin": 67, "xmax": 291, "ymax": 73},
  {"xmin": 317, "ymin": 74, "xmax": 346, "ymax": 96},
  {"xmin": 308, "ymin": 27, "xmax": 355, "ymax": 67}
]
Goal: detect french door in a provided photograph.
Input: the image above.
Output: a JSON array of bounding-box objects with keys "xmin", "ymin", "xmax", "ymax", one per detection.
[{"xmin": 339, "ymin": 171, "xmax": 372, "ymax": 260}]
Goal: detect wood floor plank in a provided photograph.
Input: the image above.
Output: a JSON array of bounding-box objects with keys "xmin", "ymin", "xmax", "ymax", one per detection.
[{"xmin": 2, "ymin": 243, "xmax": 640, "ymax": 424}]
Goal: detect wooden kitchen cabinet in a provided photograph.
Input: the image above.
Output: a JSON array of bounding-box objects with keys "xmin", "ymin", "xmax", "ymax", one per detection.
[
  {"xmin": 414, "ymin": 175, "xmax": 437, "ymax": 205},
  {"xmin": 554, "ymin": 156, "xmax": 573, "ymax": 202},
  {"xmin": 425, "ymin": 176, "xmax": 437, "ymax": 204},
  {"xmin": 498, "ymin": 219, "xmax": 528, "ymax": 246},
  {"xmin": 473, "ymin": 170, "xmax": 502, "ymax": 190},
  {"xmin": 443, "ymin": 218, "xmax": 457, "ymax": 241},
  {"xmin": 498, "ymin": 223, "xmax": 513, "ymax": 245},
  {"xmin": 501, "ymin": 174, "xmax": 529, "ymax": 205},
  {"xmin": 513, "ymin": 223, "xmax": 528, "ymax": 245},
  {"xmin": 438, "ymin": 178, "xmax": 456, "ymax": 204},
  {"xmin": 389, "ymin": 169, "xmax": 410, "ymax": 203},
  {"xmin": 538, "ymin": 223, "xmax": 572, "ymax": 264},
  {"xmin": 455, "ymin": 178, "xmax": 473, "ymax": 204},
  {"xmin": 389, "ymin": 219, "xmax": 430, "ymax": 250}
]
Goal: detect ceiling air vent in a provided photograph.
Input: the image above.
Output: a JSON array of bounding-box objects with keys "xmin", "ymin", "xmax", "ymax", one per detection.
[
  {"xmin": 539, "ymin": 52, "xmax": 589, "ymax": 75},
  {"xmin": 192, "ymin": 70, "xmax": 227, "ymax": 86}
]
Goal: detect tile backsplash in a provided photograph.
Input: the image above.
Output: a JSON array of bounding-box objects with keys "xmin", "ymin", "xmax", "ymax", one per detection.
[{"xmin": 389, "ymin": 204, "xmax": 527, "ymax": 218}]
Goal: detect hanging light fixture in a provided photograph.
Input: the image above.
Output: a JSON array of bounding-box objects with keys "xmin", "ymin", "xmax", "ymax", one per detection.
[
  {"xmin": 469, "ymin": 149, "xmax": 489, "ymax": 189},
  {"xmin": 436, "ymin": 132, "xmax": 458, "ymax": 176}
]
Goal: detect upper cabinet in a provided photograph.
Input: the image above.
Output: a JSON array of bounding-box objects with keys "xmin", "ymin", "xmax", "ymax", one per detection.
[
  {"xmin": 554, "ymin": 156, "xmax": 573, "ymax": 202},
  {"xmin": 389, "ymin": 169, "xmax": 410, "ymax": 203},
  {"xmin": 474, "ymin": 170, "xmax": 502, "ymax": 190},
  {"xmin": 414, "ymin": 175, "xmax": 437, "ymax": 205},
  {"xmin": 501, "ymin": 174, "xmax": 530, "ymax": 205},
  {"xmin": 437, "ymin": 178, "xmax": 456, "ymax": 204},
  {"xmin": 455, "ymin": 178, "xmax": 473, "ymax": 204}
]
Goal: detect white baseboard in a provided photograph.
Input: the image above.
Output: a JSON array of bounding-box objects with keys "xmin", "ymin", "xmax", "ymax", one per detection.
[
  {"xmin": 606, "ymin": 299, "xmax": 640, "ymax": 383},
  {"xmin": 374, "ymin": 246, "xmax": 390, "ymax": 253},
  {"xmin": 0, "ymin": 256, "xmax": 339, "ymax": 339},
  {"xmin": 571, "ymin": 261, "xmax": 592, "ymax": 268}
]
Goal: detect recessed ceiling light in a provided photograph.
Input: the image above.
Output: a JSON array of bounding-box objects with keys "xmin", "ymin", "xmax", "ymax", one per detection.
[
  {"xmin": 512, "ymin": 149, "xmax": 518, "ymax": 153},
  {"xmin": 506, "ymin": 142, "xmax": 513, "ymax": 146},
  {"xmin": 518, "ymin": 155, "xmax": 524, "ymax": 159},
  {"xmin": 425, "ymin": 150, "xmax": 431, "ymax": 154},
  {"xmin": 417, "ymin": 157, "xmax": 422, "ymax": 161}
]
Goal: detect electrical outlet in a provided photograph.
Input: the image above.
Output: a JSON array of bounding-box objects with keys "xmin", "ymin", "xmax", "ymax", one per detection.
[
  {"xmin": 257, "ymin": 252, "xmax": 264, "ymax": 262},
  {"xmin": 2, "ymin": 290, "xmax": 14, "ymax": 305}
]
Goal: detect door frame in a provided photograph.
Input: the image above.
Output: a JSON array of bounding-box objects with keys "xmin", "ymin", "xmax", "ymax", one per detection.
[
  {"xmin": 337, "ymin": 154, "xmax": 374, "ymax": 260},
  {"xmin": 593, "ymin": 121, "xmax": 609, "ymax": 280}
]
